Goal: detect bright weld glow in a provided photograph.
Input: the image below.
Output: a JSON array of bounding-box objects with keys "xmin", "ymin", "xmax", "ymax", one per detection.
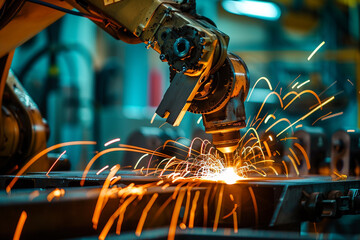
[
  {"xmin": 297, "ymin": 80, "xmax": 310, "ymax": 89},
  {"xmin": 222, "ymin": 0, "xmax": 281, "ymax": 21},
  {"xmin": 210, "ymin": 167, "xmax": 243, "ymax": 185},
  {"xmin": 104, "ymin": 138, "xmax": 120, "ymax": 147},
  {"xmin": 308, "ymin": 41, "xmax": 325, "ymax": 61}
]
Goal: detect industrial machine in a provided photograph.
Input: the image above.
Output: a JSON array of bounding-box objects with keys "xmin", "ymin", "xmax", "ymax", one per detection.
[
  {"xmin": 1, "ymin": 0, "xmax": 360, "ymax": 240},
  {"xmin": 0, "ymin": 0, "xmax": 249, "ymax": 172}
]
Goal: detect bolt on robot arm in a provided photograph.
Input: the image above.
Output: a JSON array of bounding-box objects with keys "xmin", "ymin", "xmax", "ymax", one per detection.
[{"xmin": 64, "ymin": 0, "xmax": 250, "ymax": 165}]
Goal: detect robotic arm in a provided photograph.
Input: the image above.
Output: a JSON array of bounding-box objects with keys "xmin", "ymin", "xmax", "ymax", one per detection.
[
  {"xmin": 67, "ymin": 0, "xmax": 250, "ymax": 164},
  {"xmin": 0, "ymin": 0, "xmax": 249, "ymax": 167}
]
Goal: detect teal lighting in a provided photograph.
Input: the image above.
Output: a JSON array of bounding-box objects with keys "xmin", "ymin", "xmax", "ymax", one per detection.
[{"xmin": 222, "ymin": 0, "xmax": 281, "ymax": 21}]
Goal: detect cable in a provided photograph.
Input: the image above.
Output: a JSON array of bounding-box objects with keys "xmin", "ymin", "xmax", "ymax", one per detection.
[{"xmin": 27, "ymin": 0, "xmax": 104, "ymax": 23}]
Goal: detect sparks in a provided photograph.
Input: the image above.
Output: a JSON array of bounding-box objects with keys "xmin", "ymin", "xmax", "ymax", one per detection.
[
  {"xmin": 46, "ymin": 150, "xmax": 67, "ymax": 176},
  {"xmin": 297, "ymin": 79, "xmax": 310, "ymax": 89},
  {"xmin": 96, "ymin": 165, "xmax": 109, "ymax": 175},
  {"xmin": 308, "ymin": 41, "xmax": 325, "ymax": 61},
  {"xmin": 104, "ymin": 138, "xmax": 121, "ymax": 147},
  {"xmin": 13, "ymin": 211, "xmax": 27, "ymax": 240},
  {"xmin": 321, "ymin": 111, "xmax": 343, "ymax": 121}
]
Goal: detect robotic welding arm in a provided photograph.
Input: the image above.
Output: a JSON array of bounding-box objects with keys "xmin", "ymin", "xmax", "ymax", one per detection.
[
  {"xmin": 0, "ymin": 0, "xmax": 249, "ymax": 167},
  {"xmin": 63, "ymin": 0, "xmax": 250, "ymax": 164}
]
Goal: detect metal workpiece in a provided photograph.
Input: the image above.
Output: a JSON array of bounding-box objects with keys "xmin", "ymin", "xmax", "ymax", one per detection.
[
  {"xmin": 331, "ymin": 130, "xmax": 360, "ymax": 176},
  {"xmin": 2, "ymin": 173, "xmax": 360, "ymax": 239}
]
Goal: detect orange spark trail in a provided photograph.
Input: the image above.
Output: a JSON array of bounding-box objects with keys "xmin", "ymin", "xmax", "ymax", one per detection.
[
  {"xmin": 248, "ymin": 187, "xmax": 258, "ymax": 226},
  {"xmin": 99, "ymin": 195, "xmax": 137, "ymax": 240},
  {"xmin": 308, "ymin": 41, "xmax": 325, "ymax": 61},
  {"xmin": 255, "ymin": 92, "xmax": 283, "ymax": 120},
  {"xmin": 29, "ymin": 190, "xmax": 40, "ymax": 201},
  {"xmin": 319, "ymin": 81, "xmax": 337, "ymax": 96},
  {"xmin": 233, "ymin": 209, "xmax": 238, "ymax": 233},
  {"xmin": 213, "ymin": 184, "xmax": 224, "ymax": 232},
  {"xmin": 292, "ymin": 82, "xmax": 299, "ymax": 89},
  {"xmin": 347, "ymin": 129, "xmax": 355, "ymax": 133},
  {"xmin": 229, "ymin": 194, "xmax": 234, "ymax": 202},
  {"xmin": 172, "ymin": 181, "xmax": 188, "ymax": 200},
  {"xmin": 247, "ymin": 77, "xmax": 273, "ymax": 102},
  {"xmin": 135, "ymin": 193, "xmax": 159, "ymax": 236},
  {"xmin": 255, "ymin": 114, "xmax": 267, "ymax": 130},
  {"xmin": 203, "ymin": 187, "xmax": 211, "ymax": 227},
  {"xmin": 347, "ymin": 79, "xmax": 354, "ymax": 86},
  {"xmin": 81, "ymin": 147, "xmax": 172, "ymax": 186},
  {"xmin": 6, "ymin": 141, "xmax": 96, "ymax": 193},
  {"xmin": 13, "ymin": 211, "xmax": 27, "ymax": 240},
  {"xmin": 222, "ymin": 204, "xmax": 238, "ymax": 219},
  {"xmin": 116, "ymin": 195, "xmax": 138, "ymax": 235},
  {"xmin": 295, "ymin": 124, "xmax": 302, "ymax": 129},
  {"xmin": 263, "ymin": 141, "xmax": 272, "ymax": 158},
  {"xmin": 283, "ymin": 90, "xmax": 322, "ymax": 110},
  {"xmin": 276, "ymin": 96, "xmax": 335, "ymax": 137},
  {"xmin": 282, "ymin": 161, "xmax": 288, "ymax": 177},
  {"xmin": 47, "ymin": 188, "xmax": 65, "ymax": 202},
  {"xmin": 168, "ymin": 189, "xmax": 186, "ymax": 240},
  {"xmin": 188, "ymin": 190, "xmax": 200, "ymax": 228},
  {"xmin": 154, "ymin": 195, "xmax": 173, "ymax": 219},
  {"xmin": 321, "ymin": 111, "xmax": 343, "ymax": 121},
  {"xmin": 46, "ymin": 150, "xmax": 66, "ymax": 176},
  {"xmin": 182, "ymin": 187, "xmax": 193, "ymax": 226},
  {"xmin": 280, "ymin": 137, "xmax": 298, "ymax": 141},
  {"xmin": 287, "ymin": 74, "xmax": 301, "ymax": 88},
  {"xmin": 96, "ymin": 165, "xmax": 109, "ymax": 175},
  {"xmin": 264, "ymin": 114, "xmax": 276, "ymax": 124},
  {"xmin": 104, "ymin": 138, "xmax": 120, "ymax": 146},
  {"xmin": 265, "ymin": 118, "xmax": 293, "ymax": 134},
  {"xmin": 288, "ymin": 155, "xmax": 299, "ymax": 176},
  {"xmin": 312, "ymin": 112, "xmax": 332, "ymax": 125},
  {"xmin": 197, "ymin": 116, "xmax": 202, "ymax": 124},
  {"xmin": 289, "ymin": 148, "xmax": 300, "ymax": 165},
  {"xmin": 110, "ymin": 176, "xmax": 121, "ymax": 185},
  {"xmin": 92, "ymin": 165, "xmax": 120, "ymax": 229},
  {"xmin": 294, "ymin": 143, "xmax": 311, "ymax": 170}
]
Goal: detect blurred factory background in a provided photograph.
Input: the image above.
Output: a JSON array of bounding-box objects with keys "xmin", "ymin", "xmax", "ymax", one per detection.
[{"xmin": 9, "ymin": 0, "xmax": 359, "ymax": 170}]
